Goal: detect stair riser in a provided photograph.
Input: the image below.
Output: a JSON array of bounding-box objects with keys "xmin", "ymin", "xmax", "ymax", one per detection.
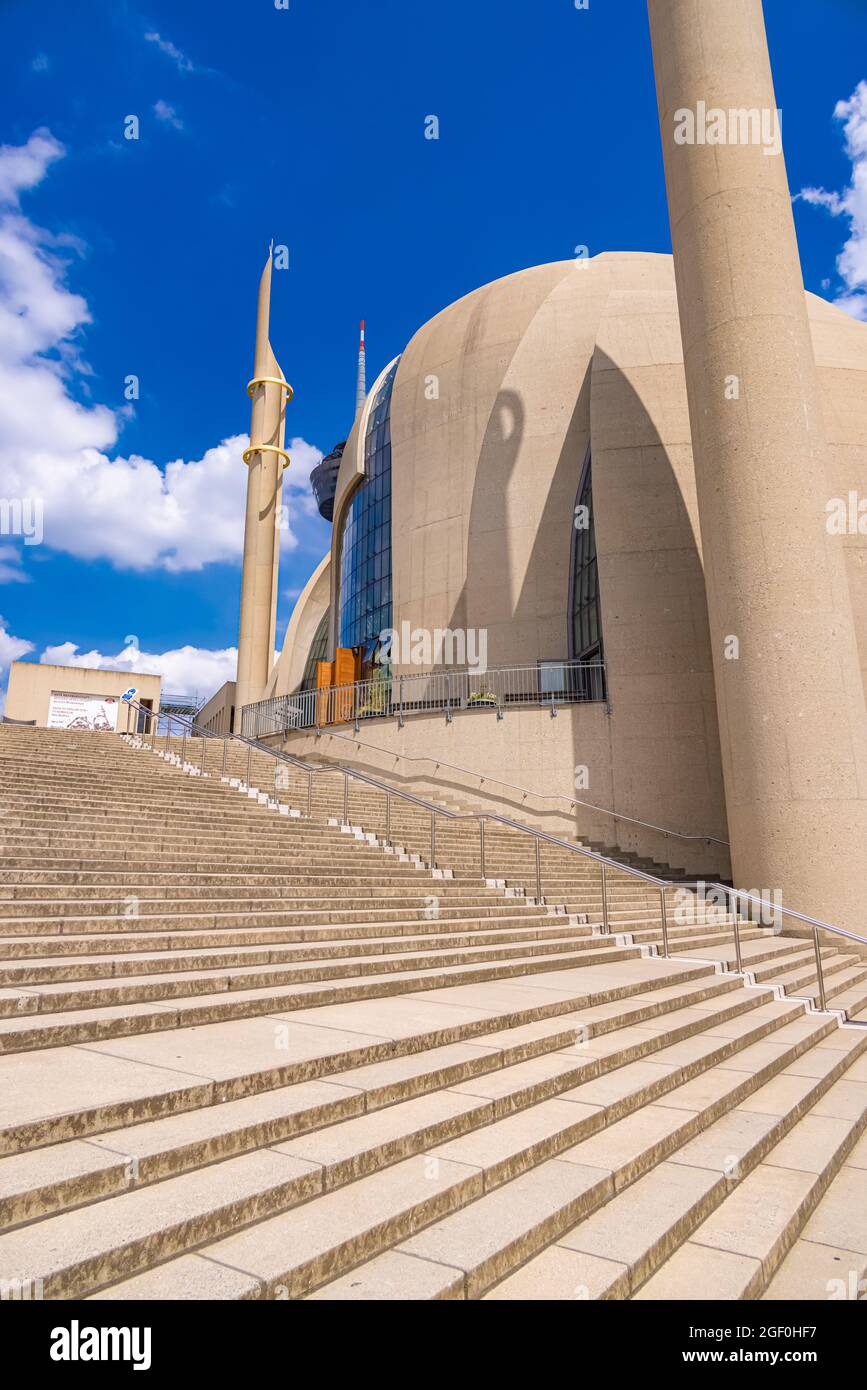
[
  {"xmin": 3, "ymin": 999, "xmax": 822, "ymax": 1295},
  {"xmin": 625, "ymin": 1066, "xmax": 867, "ymax": 1300},
  {"xmin": 2, "ymin": 942, "xmax": 644, "ymax": 1019},
  {"xmin": 0, "ymin": 965, "xmax": 733, "ymax": 1153},
  {"xmin": 81, "ymin": 1011, "xmax": 852, "ymax": 1303},
  {"xmin": 0, "ymin": 929, "xmax": 611, "ymax": 986}
]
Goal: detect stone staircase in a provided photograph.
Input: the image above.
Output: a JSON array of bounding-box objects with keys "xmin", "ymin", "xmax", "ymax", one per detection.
[
  {"xmin": 0, "ymin": 724, "xmax": 864, "ymax": 1301},
  {"xmin": 301, "ymin": 750, "xmax": 688, "ymax": 879}
]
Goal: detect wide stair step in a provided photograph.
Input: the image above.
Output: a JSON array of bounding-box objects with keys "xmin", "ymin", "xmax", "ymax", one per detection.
[{"xmin": 2, "ymin": 721, "xmax": 864, "ymax": 1303}]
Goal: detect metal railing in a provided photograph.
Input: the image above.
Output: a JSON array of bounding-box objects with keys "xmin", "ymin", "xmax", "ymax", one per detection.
[
  {"xmin": 122, "ymin": 697, "xmax": 867, "ymax": 1025},
  {"xmin": 295, "ymin": 725, "xmax": 731, "ymax": 850},
  {"xmin": 240, "ymin": 659, "xmax": 607, "ymax": 739}
]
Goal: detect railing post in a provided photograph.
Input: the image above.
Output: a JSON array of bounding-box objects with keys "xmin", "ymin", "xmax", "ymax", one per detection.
[
  {"xmin": 180, "ymin": 722, "xmax": 187, "ymax": 768},
  {"xmin": 813, "ymin": 926, "xmax": 828, "ymax": 1012},
  {"xmin": 446, "ymin": 672, "xmax": 452, "ymax": 724},
  {"xmin": 730, "ymin": 890, "xmax": 743, "ymax": 973},
  {"xmin": 659, "ymin": 887, "xmax": 670, "ymax": 957},
  {"xmin": 479, "ymin": 818, "xmax": 486, "ymax": 879},
  {"xmin": 600, "ymin": 862, "xmax": 609, "ymax": 935},
  {"xmin": 430, "ymin": 811, "xmax": 436, "ymax": 868},
  {"xmin": 307, "ymin": 770, "xmax": 314, "ymax": 818},
  {"xmin": 535, "ymin": 837, "xmax": 543, "ymax": 904},
  {"xmin": 343, "ymin": 773, "xmax": 349, "ymax": 825},
  {"xmin": 200, "ymin": 735, "xmax": 207, "ymax": 775},
  {"xmin": 398, "ymin": 676, "xmax": 404, "ymax": 728},
  {"xmin": 222, "ymin": 739, "xmax": 228, "ymax": 778},
  {"xmin": 385, "ymin": 792, "xmax": 391, "ymax": 842},
  {"xmin": 246, "ymin": 741, "xmax": 252, "ymax": 788}
]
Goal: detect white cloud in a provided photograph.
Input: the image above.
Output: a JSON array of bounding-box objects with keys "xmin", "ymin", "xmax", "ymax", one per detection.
[
  {"xmin": 1, "ymin": 626, "xmax": 241, "ymax": 717},
  {"xmin": 0, "ymin": 128, "xmax": 64, "ymax": 206},
  {"xmin": 153, "ymin": 100, "xmax": 184, "ymax": 132},
  {"xmin": 0, "ymin": 617, "xmax": 33, "ymax": 669},
  {"xmin": 0, "ymin": 546, "xmax": 28, "ymax": 583},
  {"xmin": 0, "ymin": 131, "xmax": 324, "ymax": 574},
  {"xmin": 40, "ymin": 640, "xmax": 238, "ymax": 701},
  {"xmin": 798, "ymin": 80, "xmax": 867, "ymax": 321},
  {"xmin": 0, "ymin": 616, "xmax": 35, "ymax": 716},
  {"xmin": 144, "ymin": 31, "xmax": 194, "ymax": 73}
]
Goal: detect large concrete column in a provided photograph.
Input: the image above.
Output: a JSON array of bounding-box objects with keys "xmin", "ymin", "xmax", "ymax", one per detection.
[
  {"xmin": 235, "ymin": 255, "xmax": 288, "ymax": 730},
  {"xmin": 647, "ymin": 0, "xmax": 867, "ymax": 930}
]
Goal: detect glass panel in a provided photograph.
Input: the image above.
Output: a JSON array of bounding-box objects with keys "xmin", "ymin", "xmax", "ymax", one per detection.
[
  {"xmin": 539, "ymin": 662, "xmax": 567, "ymax": 695},
  {"xmin": 569, "ymin": 458, "xmax": 605, "ymax": 692},
  {"xmin": 336, "ymin": 359, "xmax": 399, "ymax": 652}
]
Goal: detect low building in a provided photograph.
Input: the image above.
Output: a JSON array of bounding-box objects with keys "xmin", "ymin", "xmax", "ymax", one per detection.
[
  {"xmin": 195, "ymin": 680, "xmax": 236, "ymax": 737},
  {"xmin": 3, "ymin": 662, "xmax": 161, "ymax": 733}
]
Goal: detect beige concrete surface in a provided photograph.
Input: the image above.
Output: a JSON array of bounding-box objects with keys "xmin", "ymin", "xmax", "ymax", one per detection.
[
  {"xmin": 196, "ymin": 681, "xmax": 236, "ymax": 737},
  {"xmin": 4, "ymin": 662, "xmax": 160, "ymax": 732},
  {"xmin": 648, "ymin": 0, "xmax": 867, "ymax": 933},
  {"xmin": 235, "ymin": 253, "xmax": 289, "ymax": 725},
  {"xmin": 273, "ymin": 248, "xmax": 867, "ymax": 897},
  {"xmin": 265, "ymin": 553, "xmax": 330, "ymax": 699}
]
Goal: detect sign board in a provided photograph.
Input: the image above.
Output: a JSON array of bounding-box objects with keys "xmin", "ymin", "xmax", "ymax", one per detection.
[{"xmin": 47, "ymin": 691, "xmax": 120, "ymax": 733}]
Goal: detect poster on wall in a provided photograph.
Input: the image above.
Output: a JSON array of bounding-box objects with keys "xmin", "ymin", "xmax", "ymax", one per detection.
[{"xmin": 47, "ymin": 691, "xmax": 120, "ymax": 733}]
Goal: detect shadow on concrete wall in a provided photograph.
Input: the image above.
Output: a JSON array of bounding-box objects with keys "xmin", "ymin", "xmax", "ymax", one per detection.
[
  {"xmin": 587, "ymin": 346, "xmax": 729, "ymax": 867},
  {"xmin": 442, "ymin": 346, "xmax": 729, "ymax": 873}
]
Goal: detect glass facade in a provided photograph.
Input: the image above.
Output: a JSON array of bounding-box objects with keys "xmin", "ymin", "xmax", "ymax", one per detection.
[
  {"xmin": 570, "ymin": 457, "xmax": 604, "ymax": 663},
  {"xmin": 337, "ymin": 358, "xmax": 398, "ymax": 653},
  {"xmin": 298, "ymin": 612, "xmax": 329, "ymax": 692}
]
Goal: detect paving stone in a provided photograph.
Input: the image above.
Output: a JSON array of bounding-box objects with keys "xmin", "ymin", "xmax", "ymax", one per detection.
[
  {"xmin": 762, "ymin": 1240, "xmax": 867, "ymax": 1301},
  {"xmin": 635, "ymin": 1242, "xmax": 762, "ymax": 1300},
  {"xmin": 483, "ymin": 1244, "xmax": 629, "ymax": 1301},
  {"xmin": 400, "ymin": 1160, "xmax": 613, "ymax": 1297},
  {"xmin": 306, "ymin": 1250, "xmax": 464, "ymax": 1300}
]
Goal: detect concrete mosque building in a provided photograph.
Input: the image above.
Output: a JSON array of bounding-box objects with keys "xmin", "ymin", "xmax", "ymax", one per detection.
[
  {"xmin": 232, "ymin": 2, "xmax": 867, "ymax": 934},
  {"xmin": 3, "ymin": 0, "xmax": 867, "ymax": 1309}
]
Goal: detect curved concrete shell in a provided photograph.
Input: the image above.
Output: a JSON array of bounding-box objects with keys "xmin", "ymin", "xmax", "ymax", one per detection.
[
  {"xmin": 273, "ymin": 253, "xmax": 867, "ymax": 886},
  {"xmin": 265, "ymin": 552, "xmax": 331, "ymax": 700}
]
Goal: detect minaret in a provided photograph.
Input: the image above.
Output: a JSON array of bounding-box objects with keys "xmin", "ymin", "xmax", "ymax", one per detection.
[
  {"xmin": 355, "ymin": 319, "xmax": 366, "ymax": 418},
  {"xmin": 234, "ymin": 251, "xmax": 293, "ymax": 731},
  {"xmin": 647, "ymin": 0, "xmax": 867, "ymax": 931}
]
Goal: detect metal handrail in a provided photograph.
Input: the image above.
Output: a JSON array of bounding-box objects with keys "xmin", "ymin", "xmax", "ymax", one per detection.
[
  {"xmin": 299, "ymin": 725, "xmax": 731, "ymax": 848},
  {"xmin": 122, "ymin": 698, "xmax": 867, "ymax": 1021},
  {"xmin": 240, "ymin": 658, "xmax": 608, "ymax": 740}
]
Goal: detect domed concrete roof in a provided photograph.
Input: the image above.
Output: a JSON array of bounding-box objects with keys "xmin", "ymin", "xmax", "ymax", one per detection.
[{"xmin": 278, "ymin": 253, "xmax": 867, "ymax": 704}]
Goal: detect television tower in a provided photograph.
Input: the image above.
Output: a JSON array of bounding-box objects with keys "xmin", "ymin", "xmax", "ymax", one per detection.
[{"xmin": 355, "ymin": 319, "xmax": 366, "ymax": 418}]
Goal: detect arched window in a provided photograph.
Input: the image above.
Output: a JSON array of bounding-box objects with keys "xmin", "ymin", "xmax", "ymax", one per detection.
[
  {"xmin": 337, "ymin": 358, "xmax": 398, "ymax": 653},
  {"xmin": 569, "ymin": 455, "xmax": 605, "ymax": 667}
]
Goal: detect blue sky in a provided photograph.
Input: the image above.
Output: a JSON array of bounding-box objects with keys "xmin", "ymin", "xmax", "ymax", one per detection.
[{"xmin": 0, "ymin": 0, "xmax": 865, "ymax": 704}]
